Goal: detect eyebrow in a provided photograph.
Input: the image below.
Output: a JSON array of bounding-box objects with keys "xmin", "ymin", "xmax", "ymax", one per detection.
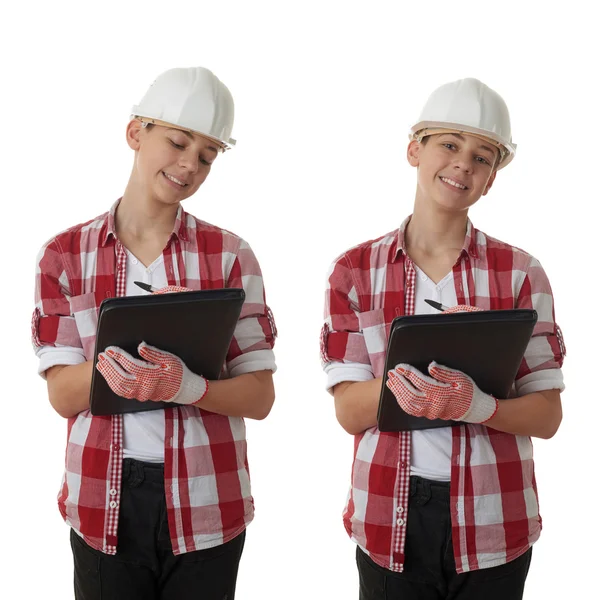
[
  {"xmin": 168, "ymin": 128, "xmax": 219, "ymax": 154},
  {"xmin": 446, "ymin": 133, "xmax": 496, "ymax": 157}
]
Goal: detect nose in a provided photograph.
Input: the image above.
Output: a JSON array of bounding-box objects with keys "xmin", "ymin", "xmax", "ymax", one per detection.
[
  {"xmin": 178, "ymin": 150, "xmax": 199, "ymax": 174},
  {"xmin": 452, "ymin": 151, "xmax": 472, "ymax": 174}
]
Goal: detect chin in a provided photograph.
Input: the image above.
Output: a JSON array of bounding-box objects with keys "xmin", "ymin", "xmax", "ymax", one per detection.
[{"xmin": 435, "ymin": 199, "xmax": 472, "ymax": 212}]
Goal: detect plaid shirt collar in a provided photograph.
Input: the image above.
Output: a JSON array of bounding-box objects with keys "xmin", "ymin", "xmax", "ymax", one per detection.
[
  {"xmin": 393, "ymin": 215, "xmax": 480, "ymax": 262},
  {"xmin": 100, "ymin": 198, "xmax": 191, "ymax": 247}
]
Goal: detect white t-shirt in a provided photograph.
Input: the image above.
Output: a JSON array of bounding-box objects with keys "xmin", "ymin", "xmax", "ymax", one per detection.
[
  {"xmin": 37, "ymin": 248, "xmax": 277, "ymax": 463},
  {"xmin": 325, "ymin": 265, "xmax": 565, "ymax": 481}
]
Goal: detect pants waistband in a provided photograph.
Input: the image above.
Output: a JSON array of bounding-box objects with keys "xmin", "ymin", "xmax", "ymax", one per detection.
[
  {"xmin": 410, "ymin": 475, "xmax": 451, "ymax": 503},
  {"xmin": 122, "ymin": 458, "xmax": 164, "ymax": 487}
]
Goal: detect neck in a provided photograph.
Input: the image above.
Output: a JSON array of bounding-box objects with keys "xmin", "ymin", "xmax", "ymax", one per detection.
[
  {"xmin": 405, "ymin": 201, "xmax": 469, "ymax": 256},
  {"xmin": 117, "ymin": 181, "xmax": 179, "ymax": 240}
]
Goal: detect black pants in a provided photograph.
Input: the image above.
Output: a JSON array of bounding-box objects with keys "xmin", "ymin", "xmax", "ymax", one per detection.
[
  {"xmin": 70, "ymin": 458, "xmax": 245, "ymax": 600},
  {"xmin": 357, "ymin": 476, "xmax": 532, "ymax": 600}
]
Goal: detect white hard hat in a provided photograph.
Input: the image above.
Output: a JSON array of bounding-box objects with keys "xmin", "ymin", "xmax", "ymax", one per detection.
[
  {"xmin": 409, "ymin": 78, "xmax": 516, "ymax": 168},
  {"xmin": 132, "ymin": 67, "xmax": 236, "ymax": 151}
]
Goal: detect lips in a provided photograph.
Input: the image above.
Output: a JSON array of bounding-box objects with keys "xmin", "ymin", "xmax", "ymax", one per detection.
[
  {"xmin": 163, "ymin": 172, "xmax": 188, "ymax": 187},
  {"xmin": 439, "ymin": 176, "xmax": 468, "ymax": 190}
]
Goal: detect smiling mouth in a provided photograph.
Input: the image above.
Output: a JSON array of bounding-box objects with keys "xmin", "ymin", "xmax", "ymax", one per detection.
[
  {"xmin": 163, "ymin": 172, "xmax": 188, "ymax": 187},
  {"xmin": 440, "ymin": 176, "xmax": 468, "ymax": 190}
]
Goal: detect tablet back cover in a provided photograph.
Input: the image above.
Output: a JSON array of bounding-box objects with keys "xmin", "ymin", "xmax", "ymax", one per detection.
[
  {"xmin": 377, "ymin": 309, "xmax": 537, "ymax": 432},
  {"xmin": 90, "ymin": 289, "xmax": 245, "ymax": 415}
]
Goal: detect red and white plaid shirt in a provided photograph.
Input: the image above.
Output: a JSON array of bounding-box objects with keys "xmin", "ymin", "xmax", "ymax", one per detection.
[
  {"xmin": 321, "ymin": 216, "xmax": 565, "ymax": 573},
  {"xmin": 32, "ymin": 200, "xmax": 277, "ymax": 555}
]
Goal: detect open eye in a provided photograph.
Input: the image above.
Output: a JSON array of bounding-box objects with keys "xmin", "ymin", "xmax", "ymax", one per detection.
[
  {"xmin": 475, "ymin": 156, "xmax": 491, "ymax": 166},
  {"xmin": 442, "ymin": 142, "xmax": 456, "ymax": 150}
]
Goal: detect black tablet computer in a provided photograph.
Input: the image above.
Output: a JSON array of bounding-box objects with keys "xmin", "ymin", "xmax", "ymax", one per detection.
[
  {"xmin": 89, "ymin": 288, "xmax": 245, "ymax": 415},
  {"xmin": 376, "ymin": 309, "xmax": 538, "ymax": 432}
]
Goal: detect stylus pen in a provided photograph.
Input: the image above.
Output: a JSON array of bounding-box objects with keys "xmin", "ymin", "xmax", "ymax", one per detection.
[
  {"xmin": 134, "ymin": 281, "xmax": 158, "ymax": 293},
  {"xmin": 424, "ymin": 299, "xmax": 450, "ymax": 312}
]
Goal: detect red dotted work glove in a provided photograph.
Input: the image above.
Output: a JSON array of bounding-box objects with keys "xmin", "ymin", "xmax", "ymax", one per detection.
[
  {"xmin": 386, "ymin": 361, "xmax": 498, "ymax": 423},
  {"xmin": 442, "ymin": 305, "xmax": 483, "ymax": 314},
  {"xmin": 96, "ymin": 341, "xmax": 208, "ymax": 404},
  {"xmin": 153, "ymin": 286, "xmax": 193, "ymax": 294}
]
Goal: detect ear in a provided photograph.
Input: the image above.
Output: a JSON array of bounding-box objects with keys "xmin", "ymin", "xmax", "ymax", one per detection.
[
  {"xmin": 482, "ymin": 169, "xmax": 497, "ymax": 196},
  {"xmin": 126, "ymin": 119, "xmax": 144, "ymax": 151},
  {"xmin": 407, "ymin": 139, "xmax": 421, "ymax": 167}
]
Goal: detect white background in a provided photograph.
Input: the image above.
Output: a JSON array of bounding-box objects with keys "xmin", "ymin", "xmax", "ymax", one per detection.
[{"xmin": 2, "ymin": 1, "xmax": 596, "ymax": 598}]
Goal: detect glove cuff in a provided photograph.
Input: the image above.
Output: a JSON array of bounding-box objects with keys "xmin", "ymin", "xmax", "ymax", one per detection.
[
  {"xmin": 461, "ymin": 390, "xmax": 498, "ymax": 424},
  {"xmin": 172, "ymin": 364, "xmax": 209, "ymax": 405}
]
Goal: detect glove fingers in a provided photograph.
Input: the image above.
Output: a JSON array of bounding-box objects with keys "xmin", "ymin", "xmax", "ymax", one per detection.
[
  {"xmin": 386, "ymin": 373, "xmax": 427, "ymax": 417},
  {"xmin": 387, "ymin": 370, "xmax": 425, "ymax": 398},
  {"xmin": 442, "ymin": 305, "xmax": 483, "ymax": 314},
  {"xmin": 153, "ymin": 286, "xmax": 192, "ymax": 295},
  {"xmin": 98, "ymin": 353, "xmax": 136, "ymax": 380},
  {"xmin": 396, "ymin": 363, "xmax": 444, "ymax": 392},
  {"xmin": 138, "ymin": 341, "xmax": 174, "ymax": 365},
  {"xmin": 97, "ymin": 353, "xmax": 137, "ymax": 398},
  {"xmin": 427, "ymin": 361, "xmax": 458, "ymax": 384},
  {"xmin": 105, "ymin": 346, "xmax": 156, "ymax": 375}
]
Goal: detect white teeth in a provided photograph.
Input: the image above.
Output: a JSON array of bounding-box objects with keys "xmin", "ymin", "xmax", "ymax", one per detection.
[
  {"xmin": 441, "ymin": 177, "xmax": 467, "ymax": 190},
  {"xmin": 165, "ymin": 173, "xmax": 185, "ymax": 186}
]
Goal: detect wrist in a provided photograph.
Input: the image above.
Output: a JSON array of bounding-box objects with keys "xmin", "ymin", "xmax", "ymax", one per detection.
[
  {"xmin": 173, "ymin": 366, "xmax": 209, "ymax": 405},
  {"xmin": 461, "ymin": 390, "xmax": 498, "ymax": 424}
]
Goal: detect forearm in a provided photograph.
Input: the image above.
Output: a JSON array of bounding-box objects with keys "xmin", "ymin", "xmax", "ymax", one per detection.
[
  {"xmin": 192, "ymin": 370, "xmax": 275, "ymax": 420},
  {"xmin": 333, "ymin": 378, "xmax": 382, "ymax": 434},
  {"xmin": 484, "ymin": 389, "xmax": 562, "ymax": 439},
  {"xmin": 46, "ymin": 361, "xmax": 94, "ymax": 419}
]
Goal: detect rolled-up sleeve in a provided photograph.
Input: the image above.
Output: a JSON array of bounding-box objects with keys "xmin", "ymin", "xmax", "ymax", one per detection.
[
  {"xmin": 515, "ymin": 256, "xmax": 566, "ymax": 395},
  {"xmin": 322, "ymin": 255, "xmax": 373, "ymax": 393},
  {"xmin": 32, "ymin": 241, "xmax": 85, "ymax": 379},
  {"xmin": 225, "ymin": 239, "xmax": 276, "ymax": 377}
]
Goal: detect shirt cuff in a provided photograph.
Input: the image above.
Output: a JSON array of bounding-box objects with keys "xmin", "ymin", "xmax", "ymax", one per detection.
[
  {"xmin": 227, "ymin": 349, "xmax": 277, "ymax": 378},
  {"xmin": 324, "ymin": 361, "xmax": 374, "ymax": 395},
  {"xmin": 36, "ymin": 346, "xmax": 87, "ymax": 380},
  {"xmin": 515, "ymin": 368, "xmax": 565, "ymax": 396}
]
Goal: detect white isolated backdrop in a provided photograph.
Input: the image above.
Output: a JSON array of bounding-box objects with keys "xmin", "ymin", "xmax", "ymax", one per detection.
[{"xmin": 2, "ymin": 1, "xmax": 596, "ymax": 598}]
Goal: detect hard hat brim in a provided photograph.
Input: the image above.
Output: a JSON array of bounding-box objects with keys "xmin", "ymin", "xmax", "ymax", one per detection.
[
  {"xmin": 410, "ymin": 122, "xmax": 516, "ymax": 169},
  {"xmin": 133, "ymin": 116, "xmax": 236, "ymax": 152}
]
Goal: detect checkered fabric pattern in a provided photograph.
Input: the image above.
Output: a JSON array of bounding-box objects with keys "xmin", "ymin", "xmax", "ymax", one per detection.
[
  {"xmin": 32, "ymin": 199, "xmax": 276, "ymax": 555},
  {"xmin": 322, "ymin": 215, "xmax": 565, "ymax": 573}
]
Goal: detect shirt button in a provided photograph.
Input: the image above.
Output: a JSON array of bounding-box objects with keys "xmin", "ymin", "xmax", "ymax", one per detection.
[
  {"xmin": 396, "ymin": 518, "xmax": 405, "ymax": 526},
  {"xmin": 109, "ymin": 489, "xmax": 117, "ymax": 496},
  {"xmin": 397, "ymin": 506, "xmax": 404, "ymax": 513},
  {"xmin": 400, "ymin": 461, "xmax": 407, "ymax": 469},
  {"xmin": 109, "ymin": 501, "xmax": 117, "ymax": 509},
  {"xmin": 113, "ymin": 444, "xmax": 120, "ymax": 451},
  {"xmin": 132, "ymin": 258, "xmax": 138, "ymax": 265},
  {"xmin": 420, "ymin": 274, "xmax": 427, "ymax": 281}
]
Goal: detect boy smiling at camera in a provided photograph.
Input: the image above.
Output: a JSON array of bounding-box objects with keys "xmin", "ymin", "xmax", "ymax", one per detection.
[{"xmin": 321, "ymin": 78, "xmax": 565, "ymax": 600}]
